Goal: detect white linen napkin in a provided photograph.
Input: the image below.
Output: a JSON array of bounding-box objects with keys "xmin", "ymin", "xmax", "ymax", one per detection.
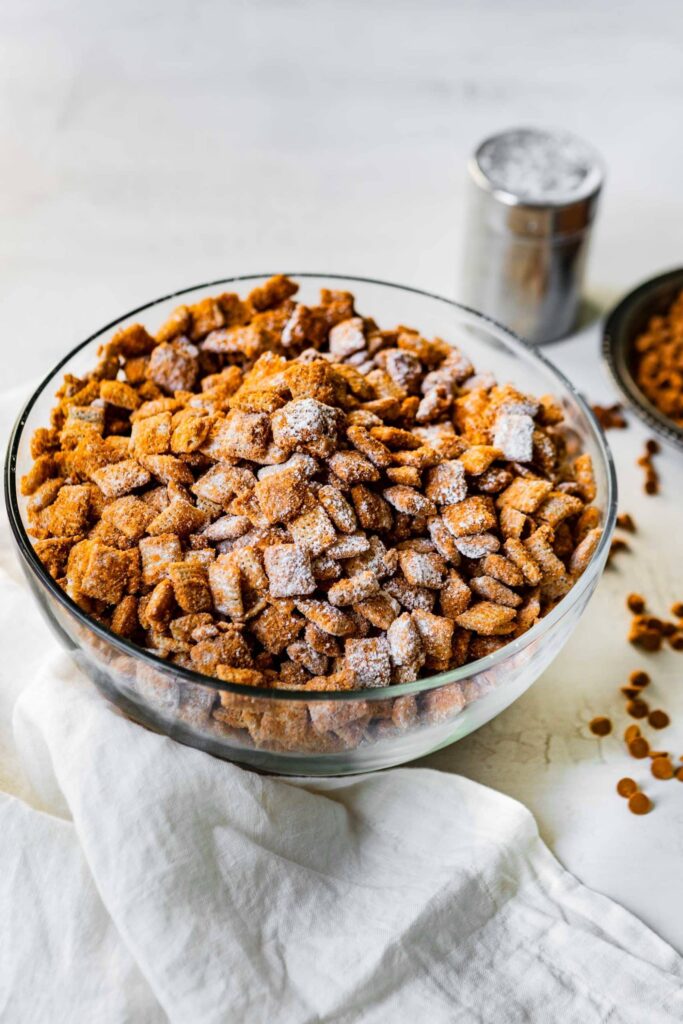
[
  {"xmin": 2, "ymin": 383, "xmax": 683, "ymax": 1023},
  {"xmin": 2, "ymin": 648, "xmax": 682, "ymax": 1023}
]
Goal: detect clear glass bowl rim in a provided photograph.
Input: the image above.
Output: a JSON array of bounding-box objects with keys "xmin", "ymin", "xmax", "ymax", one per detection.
[{"xmin": 4, "ymin": 272, "xmax": 618, "ymax": 704}]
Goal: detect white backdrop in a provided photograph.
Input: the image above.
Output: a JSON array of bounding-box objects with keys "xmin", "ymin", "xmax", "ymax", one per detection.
[{"xmin": 1, "ymin": 0, "xmax": 683, "ymax": 950}]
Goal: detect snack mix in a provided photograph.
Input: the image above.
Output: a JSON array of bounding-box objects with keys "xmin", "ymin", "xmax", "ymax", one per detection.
[{"xmin": 22, "ymin": 276, "xmax": 603, "ymax": 754}]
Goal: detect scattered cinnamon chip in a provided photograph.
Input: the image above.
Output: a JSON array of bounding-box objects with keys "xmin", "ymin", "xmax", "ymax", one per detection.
[
  {"xmin": 676, "ymin": 767, "xmax": 683, "ymax": 782},
  {"xmin": 616, "ymin": 512, "xmax": 636, "ymax": 533},
  {"xmin": 629, "ymin": 670, "xmax": 650, "ymax": 688},
  {"xmin": 589, "ymin": 716, "xmax": 612, "ymax": 737},
  {"xmin": 628, "ymin": 791, "xmax": 652, "ymax": 815},
  {"xmin": 637, "ymin": 439, "xmax": 660, "ymax": 495},
  {"xmin": 591, "ymin": 403, "xmax": 627, "ymax": 430},
  {"xmin": 671, "ymin": 601, "xmax": 683, "ymax": 618},
  {"xmin": 628, "ymin": 736, "xmax": 650, "ymax": 759},
  {"xmin": 624, "ymin": 724, "xmax": 641, "ymax": 744},
  {"xmin": 648, "ymin": 709, "xmax": 670, "ymax": 730},
  {"xmin": 626, "ymin": 593, "xmax": 645, "ymax": 614},
  {"xmin": 651, "ymin": 756, "xmax": 674, "ymax": 780},
  {"xmin": 616, "ymin": 777, "xmax": 638, "ymax": 798},
  {"xmin": 626, "ymin": 698, "xmax": 649, "ymax": 719},
  {"xmin": 608, "ymin": 537, "xmax": 630, "ymax": 564}
]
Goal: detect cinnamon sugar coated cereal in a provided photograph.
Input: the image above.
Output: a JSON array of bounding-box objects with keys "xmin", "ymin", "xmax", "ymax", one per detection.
[{"xmin": 21, "ymin": 276, "xmax": 604, "ymax": 752}]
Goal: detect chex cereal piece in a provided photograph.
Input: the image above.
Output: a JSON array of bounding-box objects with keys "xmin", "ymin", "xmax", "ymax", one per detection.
[
  {"xmin": 482, "ymin": 553, "xmax": 524, "ymax": 588},
  {"xmin": 328, "ymin": 570, "xmax": 379, "ymax": 607},
  {"xmin": 514, "ymin": 588, "xmax": 541, "ymax": 636},
  {"xmin": 78, "ymin": 541, "xmax": 132, "ymax": 605},
  {"xmin": 41, "ymin": 485, "xmax": 90, "ymax": 537},
  {"xmin": 387, "ymin": 612, "xmax": 425, "ymax": 667},
  {"xmin": 329, "ymin": 317, "xmax": 366, "ymax": 358},
  {"xmin": 328, "ymin": 450, "xmax": 380, "ymax": 484},
  {"xmin": 91, "ymin": 460, "xmax": 152, "ymax": 499},
  {"xmin": 346, "ymin": 425, "xmax": 393, "ymax": 468},
  {"xmin": 440, "ymin": 570, "xmax": 472, "ymax": 618},
  {"xmin": 192, "ymin": 464, "xmax": 255, "ymax": 506},
  {"xmin": 168, "ymin": 561, "xmax": 212, "ymax": 613},
  {"xmin": 33, "ymin": 538, "xmax": 74, "ymax": 579},
  {"xmin": 305, "ymin": 622, "xmax": 341, "ymax": 656},
  {"xmin": 345, "ymin": 534, "xmax": 397, "ymax": 579},
  {"xmin": 453, "ymin": 533, "xmax": 500, "ymax": 559},
  {"xmin": 497, "ymin": 477, "xmax": 552, "ymax": 513},
  {"xmin": 201, "ymin": 515, "xmax": 252, "ymax": 542},
  {"xmin": 138, "ymin": 454, "xmax": 194, "ymax": 487},
  {"xmin": 288, "ymin": 504, "xmax": 337, "ymax": 555},
  {"xmin": 251, "ymin": 602, "xmax": 304, "ymax": 654},
  {"xmin": 536, "ymin": 491, "xmax": 584, "ymax": 527},
  {"xmin": 384, "ymin": 576, "xmax": 435, "ymax": 612},
  {"xmin": 146, "ymin": 498, "xmax": 208, "ymax": 537},
  {"xmin": 345, "ymin": 637, "xmax": 391, "ymax": 687},
  {"xmin": 383, "ymin": 485, "xmax": 436, "ymax": 517},
  {"xmin": 254, "ymin": 465, "xmax": 308, "ymax": 524},
  {"xmin": 201, "ymin": 410, "xmax": 271, "ymax": 462},
  {"xmin": 398, "ymin": 549, "xmax": 446, "ymax": 588},
  {"xmin": 326, "ymin": 533, "xmax": 370, "ymax": 559},
  {"xmin": 316, "ymin": 484, "xmax": 357, "ymax": 533},
  {"xmin": 286, "ymin": 640, "xmax": 329, "ymax": 676},
  {"xmin": 569, "ymin": 527, "xmax": 602, "ymax": 576},
  {"xmin": 147, "ymin": 339, "xmax": 199, "ymax": 394},
  {"xmin": 100, "ymin": 379, "xmax": 141, "ymax": 410},
  {"xmin": 455, "ymin": 601, "xmax": 516, "ymax": 636},
  {"xmin": 427, "ymin": 517, "xmax": 461, "ymax": 563},
  {"xmin": 350, "ymin": 485, "xmax": 393, "ymax": 532},
  {"xmin": 170, "ymin": 413, "xmax": 213, "ymax": 454},
  {"xmin": 101, "ymin": 496, "xmax": 156, "ymax": 541},
  {"xmin": 295, "ymin": 599, "xmax": 357, "ymax": 636},
  {"xmin": 131, "ymin": 411, "xmax": 172, "ymax": 455},
  {"xmin": 573, "ymin": 453, "xmax": 596, "ymax": 502},
  {"xmin": 111, "ymin": 595, "xmax": 139, "ymax": 637},
  {"xmin": 443, "ymin": 496, "xmax": 496, "ymax": 538},
  {"xmin": 470, "ymin": 575, "xmax": 522, "ymax": 608},
  {"xmin": 411, "ymin": 608, "xmax": 454, "ymax": 665},
  {"xmin": 524, "ymin": 525, "xmax": 566, "ymax": 580},
  {"xmin": 503, "ymin": 537, "xmax": 542, "ymax": 585},
  {"xmin": 354, "ymin": 592, "xmax": 400, "ymax": 630},
  {"xmin": 459, "ymin": 445, "xmax": 502, "ymax": 475},
  {"xmin": 263, "ymin": 544, "xmax": 316, "ymax": 598},
  {"xmin": 311, "ymin": 554, "xmax": 342, "ymax": 581},
  {"xmin": 139, "ymin": 534, "xmax": 182, "ymax": 586},
  {"xmin": 272, "ymin": 398, "xmax": 340, "ymax": 458}
]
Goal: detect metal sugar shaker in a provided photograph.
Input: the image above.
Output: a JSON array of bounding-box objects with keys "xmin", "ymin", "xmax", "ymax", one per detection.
[{"xmin": 461, "ymin": 127, "xmax": 605, "ymax": 344}]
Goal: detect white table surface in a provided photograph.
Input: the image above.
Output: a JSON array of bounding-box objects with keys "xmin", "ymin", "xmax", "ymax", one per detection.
[{"xmin": 1, "ymin": 0, "xmax": 682, "ymax": 952}]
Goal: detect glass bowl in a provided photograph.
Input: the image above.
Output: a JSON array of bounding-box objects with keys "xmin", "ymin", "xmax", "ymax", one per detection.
[{"xmin": 5, "ymin": 274, "xmax": 617, "ymax": 775}]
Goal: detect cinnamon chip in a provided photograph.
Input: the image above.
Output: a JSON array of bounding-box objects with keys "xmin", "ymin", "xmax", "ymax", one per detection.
[
  {"xmin": 616, "ymin": 778, "xmax": 638, "ymax": 798},
  {"xmin": 589, "ymin": 716, "xmax": 612, "ymax": 737},
  {"xmin": 626, "ymin": 698, "xmax": 649, "ymax": 719},
  {"xmin": 628, "ymin": 736, "xmax": 650, "ymax": 759},
  {"xmin": 651, "ymin": 756, "xmax": 674, "ymax": 780},
  {"xmin": 628, "ymin": 792, "xmax": 652, "ymax": 815},
  {"xmin": 648, "ymin": 709, "xmax": 670, "ymax": 730}
]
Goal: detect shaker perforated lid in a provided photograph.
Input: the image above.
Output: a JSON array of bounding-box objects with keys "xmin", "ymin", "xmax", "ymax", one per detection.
[{"xmin": 469, "ymin": 127, "xmax": 604, "ymax": 237}]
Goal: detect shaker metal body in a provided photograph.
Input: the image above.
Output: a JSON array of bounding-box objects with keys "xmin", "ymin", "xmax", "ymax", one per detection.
[{"xmin": 461, "ymin": 128, "xmax": 604, "ymax": 344}]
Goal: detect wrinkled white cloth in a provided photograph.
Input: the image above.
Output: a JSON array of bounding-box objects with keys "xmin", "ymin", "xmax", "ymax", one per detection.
[{"xmin": 1, "ymin": 386, "xmax": 683, "ymax": 1022}]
